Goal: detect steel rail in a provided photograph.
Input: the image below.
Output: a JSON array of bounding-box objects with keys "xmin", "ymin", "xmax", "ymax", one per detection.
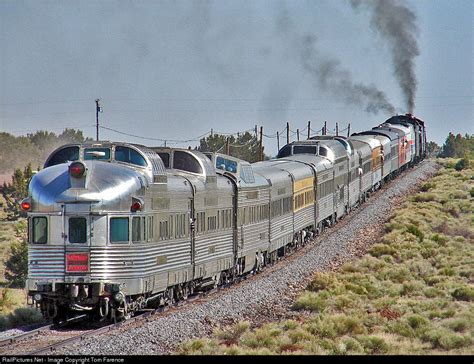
[{"xmin": 0, "ymin": 324, "xmax": 53, "ymax": 348}]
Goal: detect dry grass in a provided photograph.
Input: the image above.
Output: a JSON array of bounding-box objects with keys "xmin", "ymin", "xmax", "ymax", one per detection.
[{"xmin": 179, "ymin": 159, "xmax": 474, "ymax": 355}]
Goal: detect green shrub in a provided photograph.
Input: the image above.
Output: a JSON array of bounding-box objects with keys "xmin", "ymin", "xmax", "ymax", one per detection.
[
  {"xmin": 306, "ymin": 318, "xmax": 337, "ymax": 339},
  {"xmin": 406, "ymin": 315, "xmax": 429, "ymax": 330},
  {"xmin": 420, "ymin": 182, "xmax": 436, "ymax": 192},
  {"xmin": 406, "ymin": 224, "xmax": 424, "ymax": 242},
  {"xmin": 307, "ymin": 272, "xmax": 334, "ymax": 292},
  {"xmin": 357, "ymin": 335, "xmax": 389, "ymax": 354},
  {"xmin": 369, "ymin": 244, "xmax": 397, "ymax": 258},
  {"xmin": 445, "ymin": 318, "xmax": 469, "ymax": 333},
  {"xmin": 452, "ymin": 286, "xmax": 474, "ymax": 301},
  {"xmin": 431, "ymin": 233, "xmax": 448, "ymax": 245},
  {"xmin": 4, "ymin": 307, "xmax": 43, "ymax": 328},
  {"xmin": 454, "ymin": 158, "xmax": 469, "ymax": 171},
  {"xmin": 423, "ymin": 328, "xmax": 471, "ymax": 350},
  {"xmin": 341, "ymin": 337, "xmax": 364, "ymax": 353},
  {"xmin": 282, "ymin": 320, "xmax": 298, "ymax": 331},
  {"xmin": 216, "ymin": 321, "xmax": 250, "ymax": 342},
  {"xmin": 293, "ymin": 291, "xmax": 327, "ymax": 312},
  {"xmin": 411, "ymin": 193, "xmax": 437, "ymax": 203}
]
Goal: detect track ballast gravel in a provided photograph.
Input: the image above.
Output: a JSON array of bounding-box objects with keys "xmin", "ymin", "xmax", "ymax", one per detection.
[{"xmin": 55, "ymin": 161, "xmax": 437, "ymax": 355}]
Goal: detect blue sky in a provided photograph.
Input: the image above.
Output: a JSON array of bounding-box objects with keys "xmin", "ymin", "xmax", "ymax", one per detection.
[{"xmin": 0, "ymin": 0, "xmax": 472, "ymax": 156}]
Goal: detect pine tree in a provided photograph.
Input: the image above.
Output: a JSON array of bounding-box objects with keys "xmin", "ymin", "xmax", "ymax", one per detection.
[
  {"xmin": 1, "ymin": 164, "xmax": 33, "ymax": 220},
  {"xmin": 4, "ymin": 221, "xmax": 28, "ymax": 288},
  {"xmin": 197, "ymin": 131, "xmax": 265, "ymax": 163}
]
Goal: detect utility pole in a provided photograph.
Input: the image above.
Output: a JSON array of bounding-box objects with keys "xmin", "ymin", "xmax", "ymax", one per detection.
[
  {"xmin": 95, "ymin": 99, "xmax": 102, "ymax": 141},
  {"xmin": 297, "ymin": 128, "xmax": 300, "ymax": 141},
  {"xmin": 210, "ymin": 128, "xmax": 213, "ymax": 137},
  {"xmin": 307, "ymin": 121, "xmax": 311, "ymax": 139},
  {"xmin": 277, "ymin": 131, "xmax": 280, "ymax": 151},
  {"xmin": 323, "ymin": 121, "xmax": 327, "ymax": 135},
  {"xmin": 286, "ymin": 122, "xmax": 290, "ymax": 145},
  {"xmin": 259, "ymin": 126, "xmax": 263, "ymax": 161},
  {"xmin": 347, "ymin": 123, "xmax": 351, "ymax": 137},
  {"xmin": 336, "ymin": 122, "xmax": 339, "ymax": 136}
]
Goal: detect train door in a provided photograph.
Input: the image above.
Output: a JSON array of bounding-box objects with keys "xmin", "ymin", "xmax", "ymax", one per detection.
[{"xmin": 62, "ymin": 203, "xmax": 92, "ymax": 276}]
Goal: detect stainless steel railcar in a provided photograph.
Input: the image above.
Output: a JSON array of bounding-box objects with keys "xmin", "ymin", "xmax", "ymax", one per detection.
[{"xmin": 24, "ymin": 115, "xmax": 427, "ymax": 324}]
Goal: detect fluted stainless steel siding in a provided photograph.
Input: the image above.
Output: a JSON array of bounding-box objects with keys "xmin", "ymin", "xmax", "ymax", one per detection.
[
  {"xmin": 294, "ymin": 204, "xmax": 314, "ymax": 231},
  {"xmin": 373, "ymin": 168, "xmax": 382, "ymax": 187},
  {"xmin": 28, "ymin": 246, "xmax": 65, "ymax": 280},
  {"xmin": 237, "ymin": 187, "xmax": 270, "ymax": 257},
  {"xmin": 383, "ymin": 160, "xmax": 391, "ymax": 179},
  {"xmin": 348, "ymin": 180, "xmax": 359, "ymax": 207},
  {"xmin": 90, "ymin": 239, "xmax": 192, "ymax": 280},
  {"xmin": 361, "ymin": 172, "xmax": 372, "ymax": 193},
  {"xmin": 239, "ymin": 221, "xmax": 269, "ymax": 257},
  {"xmin": 269, "ymin": 212, "xmax": 293, "ymax": 252},
  {"xmin": 194, "ymin": 230, "xmax": 233, "ymax": 264},
  {"xmin": 317, "ymin": 194, "xmax": 334, "ymax": 222}
]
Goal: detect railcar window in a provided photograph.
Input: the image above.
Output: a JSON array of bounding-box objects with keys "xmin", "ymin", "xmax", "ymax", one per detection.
[
  {"xmin": 115, "ymin": 146, "xmax": 147, "ymax": 167},
  {"xmin": 45, "ymin": 146, "xmax": 79, "ymax": 167},
  {"xmin": 148, "ymin": 216, "xmax": 154, "ymax": 240},
  {"xmin": 173, "ymin": 151, "xmax": 203, "ymax": 174},
  {"xmin": 277, "ymin": 145, "xmax": 292, "ymax": 158},
  {"xmin": 216, "ymin": 156, "xmax": 238, "ymax": 173},
  {"xmin": 110, "ymin": 217, "xmax": 129, "ymax": 243},
  {"xmin": 32, "ymin": 217, "xmax": 48, "ymax": 244},
  {"xmin": 157, "ymin": 153, "xmax": 170, "ymax": 168},
  {"xmin": 132, "ymin": 217, "xmax": 142, "ymax": 242},
  {"xmin": 293, "ymin": 146, "xmax": 317, "ymax": 155},
  {"xmin": 69, "ymin": 217, "xmax": 87, "ymax": 244},
  {"xmin": 84, "ymin": 148, "xmax": 110, "ymax": 160},
  {"xmin": 240, "ymin": 165, "xmax": 255, "ymax": 183},
  {"xmin": 319, "ymin": 147, "xmax": 328, "ymax": 157}
]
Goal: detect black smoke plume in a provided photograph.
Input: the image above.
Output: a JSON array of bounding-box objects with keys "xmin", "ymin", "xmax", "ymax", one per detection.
[
  {"xmin": 351, "ymin": 0, "xmax": 419, "ymax": 113},
  {"xmin": 301, "ymin": 35, "xmax": 396, "ymax": 115}
]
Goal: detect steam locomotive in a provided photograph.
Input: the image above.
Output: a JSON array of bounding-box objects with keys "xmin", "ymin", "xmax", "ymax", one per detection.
[{"xmin": 22, "ymin": 113, "xmax": 426, "ymax": 324}]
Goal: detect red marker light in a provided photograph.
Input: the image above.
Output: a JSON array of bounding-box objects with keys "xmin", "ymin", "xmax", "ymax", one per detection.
[
  {"xmin": 131, "ymin": 201, "xmax": 142, "ymax": 212},
  {"xmin": 69, "ymin": 162, "xmax": 86, "ymax": 178},
  {"xmin": 20, "ymin": 201, "xmax": 31, "ymax": 211}
]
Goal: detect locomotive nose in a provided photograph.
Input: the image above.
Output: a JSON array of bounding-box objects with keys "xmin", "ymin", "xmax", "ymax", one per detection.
[{"xmin": 29, "ymin": 160, "xmax": 145, "ymax": 211}]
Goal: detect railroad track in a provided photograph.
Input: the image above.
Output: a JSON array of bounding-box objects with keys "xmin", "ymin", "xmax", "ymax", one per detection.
[{"xmin": 0, "ymin": 289, "xmax": 220, "ymax": 356}]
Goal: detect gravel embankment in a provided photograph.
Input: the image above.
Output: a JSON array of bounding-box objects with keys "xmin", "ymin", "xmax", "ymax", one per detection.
[{"xmin": 52, "ymin": 161, "xmax": 437, "ymax": 355}]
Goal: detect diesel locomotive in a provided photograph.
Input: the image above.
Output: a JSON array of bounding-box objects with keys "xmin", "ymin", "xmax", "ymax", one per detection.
[{"xmin": 22, "ymin": 113, "xmax": 426, "ymax": 323}]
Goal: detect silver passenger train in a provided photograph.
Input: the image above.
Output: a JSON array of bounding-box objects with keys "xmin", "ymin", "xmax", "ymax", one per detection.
[{"xmin": 23, "ymin": 114, "xmax": 426, "ymax": 323}]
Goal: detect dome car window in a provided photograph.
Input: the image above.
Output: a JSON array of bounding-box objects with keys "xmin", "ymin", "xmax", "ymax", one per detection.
[
  {"xmin": 157, "ymin": 152, "xmax": 170, "ymax": 168},
  {"xmin": 84, "ymin": 147, "xmax": 110, "ymax": 160},
  {"xmin": 115, "ymin": 146, "xmax": 147, "ymax": 167},
  {"xmin": 216, "ymin": 156, "xmax": 237, "ymax": 173},
  {"xmin": 45, "ymin": 146, "xmax": 79, "ymax": 167},
  {"xmin": 277, "ymin": 145, "xmax": 292, "ymax": 158},
  {"xmin": 173, "ymin": 151, "xmax": 203, "ymax": 174},
  {"xmin": 293, "ymin": 146, "xmax": 317, "ymax": 155}
]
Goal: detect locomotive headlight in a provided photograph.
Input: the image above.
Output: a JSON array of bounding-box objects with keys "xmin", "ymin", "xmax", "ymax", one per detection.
[
  {"xmin": 113, "ymin": 291, "xmax": 125, "ymax": 302},
  {"xmin": 33, "ymin": 293, "xmax": 42, "ymax": 302}
]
